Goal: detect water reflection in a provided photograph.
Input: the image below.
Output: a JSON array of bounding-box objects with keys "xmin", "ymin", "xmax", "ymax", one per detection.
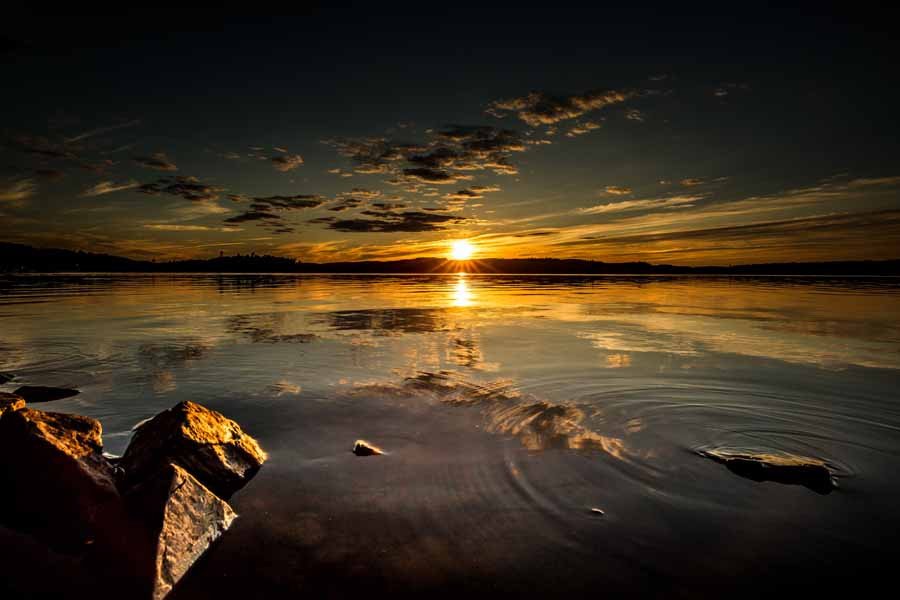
[
  {"xmin": 451, "ymin": 274, "xmax": 474, "ymax": 307},
  {"xmin": 1, "ymin": 274, "xmax": 900, "ymax": 597}
]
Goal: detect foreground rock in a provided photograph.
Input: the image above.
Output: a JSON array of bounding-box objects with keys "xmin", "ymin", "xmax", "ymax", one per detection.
[
  {"xmin": 119, "ymin": 401, "xmax": 267, "ymax": 499},
  {"xmin": 0, "ymin": 407, "xmax": 120, "ymax": 550},
  {"xmin": 13, "ymin": 385, "xmax": 80, "ymax": 403},
  {"xmin": 117, "ymin": 463, "xmax": 237, "ymax": 600},
  {"xmin": 0, "ymin": 391, "xmax": 25, "ymax": 416},
  {"xmin": 698, "ymin": 447, "xmax": 836, "ymax": 494},
  {"xmin": 352, "ymin": 439, "xmax": 384, "ymax": 456},
  {"xmin": 0, "ymin": 371, "xmax": 13, "ymax": 383}
]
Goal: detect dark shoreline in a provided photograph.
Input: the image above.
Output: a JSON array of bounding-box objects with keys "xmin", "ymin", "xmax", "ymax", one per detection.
[{"xmin": 3, "ymin": 242, "xmax": 899, "ymax": 276}]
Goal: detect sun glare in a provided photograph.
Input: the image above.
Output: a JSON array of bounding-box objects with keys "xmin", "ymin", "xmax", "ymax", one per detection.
[{"xmin": 450, "ymin": 239, "xmax": 475, "ymax": 261}]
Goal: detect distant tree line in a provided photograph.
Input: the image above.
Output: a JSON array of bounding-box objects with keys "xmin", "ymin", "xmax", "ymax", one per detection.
[{"xmin": 1, "ymin": 242, "xmax": 898, "ymax": 275}]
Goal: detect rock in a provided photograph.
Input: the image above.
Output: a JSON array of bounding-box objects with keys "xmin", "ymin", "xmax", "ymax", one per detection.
[
  {"xmin": 0, "ymin": 391, "xmax": 25, "ymax": 416},
  {"xmin": 117, "ymin": 463, "xmax": 237, "ymax": 600},
  {"xmin": 352, "ymin": 439, "xmax": 384, "ymax": 456},
  {"xmin": 119, "ymin": 401, "xmax": 267, "ymax": 499},
  {"xmin": 0, "ymin": 408, "xmax": 120, "ymax": 550},
  {"xmin": 13, "ymin": 385, "xmax": 80, "ymax": 403},
  {"xmin": 698, "ymin": 448, "xmax": 836, "ymax": 494},
  {"xmin": 0, "ymin": 372, "xmax": 14, "ymax": 384}
]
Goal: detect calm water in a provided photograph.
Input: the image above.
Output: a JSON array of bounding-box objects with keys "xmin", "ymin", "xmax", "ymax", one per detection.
[{"xmin": 2, "ymin": 274, "xmax": 900, "ymax": 597}]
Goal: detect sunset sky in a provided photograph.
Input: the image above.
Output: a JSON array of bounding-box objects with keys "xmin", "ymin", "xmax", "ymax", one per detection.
[{"xmin": 2, "ymin": 11, "xmax": 898, "ymax": 265}]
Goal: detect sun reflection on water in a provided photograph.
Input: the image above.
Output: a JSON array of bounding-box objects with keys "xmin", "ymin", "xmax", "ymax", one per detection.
[{"xmin": 451, "ymin": 274, "xmax": 474, "ymax": 307}]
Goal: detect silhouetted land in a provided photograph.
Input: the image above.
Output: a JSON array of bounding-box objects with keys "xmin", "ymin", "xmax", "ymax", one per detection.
[{"xmin": 2, "ymin": 242, "xmax": 899, "ymax": 275}]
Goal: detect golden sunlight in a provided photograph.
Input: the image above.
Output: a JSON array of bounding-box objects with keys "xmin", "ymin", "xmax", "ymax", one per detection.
[{"xmin": 450, "ymin": 239, "xmax": 475, "ymax": 261}]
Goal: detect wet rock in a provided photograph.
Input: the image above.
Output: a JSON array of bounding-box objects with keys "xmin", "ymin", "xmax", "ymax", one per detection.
[
  {"xmin": 13, "ymin": 385, "xmax": 79, "ymax": 403},
  {"xmin": 0, "ymin": 371, "xmax": 14, "ymax": 384},
  {"xmin": 0, "ymin": 408, "xmax": 120, "ymax": 550},
  {"xmin": 0, "ymin": 391, "xmax": 25, "ymax": 416},
  {"xmin": 117, "ymin": 463, "xmax": 237, "ymax": 600},
  {"xmin": 352, "ymin": 439, "xmax": 384, "ymax": 456},
  {"xmin": 119, "ymin": 401, "xmax": 267, "ymax": 499},
  {"xmin": 698, "ymin": 448, "xmax": 836, "ymax": 494}
]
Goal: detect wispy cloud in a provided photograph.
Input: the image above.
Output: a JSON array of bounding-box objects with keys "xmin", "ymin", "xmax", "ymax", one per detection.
[
  {"xmin": 487, "ymin": 88, "xmax": 633, "ymax": 126},
  {"xmin": 80, "ymin": 179, "xmax": 140, "ymax": 197},
  {"xmin": 0, "ymin": 178, "xmax": 37, "ymax": 202},
  {"xmin": 64, "ymin": 119, "xmax": 141, "ymax": 143},
  {"xmin": 134, "ymin": 152, "xmax": 178, "ymax": 171},
  {"xmin": 578, "ymin": 195, "xmax": 700, "ymax": 215}
]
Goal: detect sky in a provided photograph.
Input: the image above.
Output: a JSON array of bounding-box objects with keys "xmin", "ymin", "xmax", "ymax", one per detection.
[{"xmin": 1, "ymin": 10, "xmax": 899, "ymax": 265}]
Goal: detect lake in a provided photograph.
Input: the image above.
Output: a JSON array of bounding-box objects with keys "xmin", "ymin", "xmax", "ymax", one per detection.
[{"xmin": 2, "ymin": 273, "xmax": 899, "ymax": 597}]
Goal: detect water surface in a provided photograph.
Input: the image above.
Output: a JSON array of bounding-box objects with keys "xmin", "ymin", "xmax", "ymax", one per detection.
[{"xmin": 2, "ymin": 274, "xmax": 899, "ymax": 597}]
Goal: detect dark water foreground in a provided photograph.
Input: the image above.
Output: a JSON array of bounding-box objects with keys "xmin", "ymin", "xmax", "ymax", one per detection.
[{"xmin": 2, "ymin": 274, "xmax": 899, "ymax": 597}]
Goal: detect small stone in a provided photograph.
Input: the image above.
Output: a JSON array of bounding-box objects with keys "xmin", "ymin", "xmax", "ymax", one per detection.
[
  {"xmin": 13, "ymin": 385, "xmax": 80, "ymax": 403},
  {"xmin": 698, "ymin": 447, "xmax": 836, "ymax": 494},
  {"xmin": 352, "ymin": 439, "xmax": 384, "ymax": 456},
  {"xmin": 119, "ymin": 401, "xmax": 267, "ymax": 499}
]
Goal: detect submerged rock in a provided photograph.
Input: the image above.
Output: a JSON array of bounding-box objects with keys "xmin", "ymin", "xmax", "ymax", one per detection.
[
  {"xmin": 352, "ymin": 439, "xmax": 384, "ymax": 456},
  {"xmin": 13, "ymin": 385, "xmax": 80, "ymax": 403},
  {"xmin": 0, "ymin": 408, "xmax": 120, "ymax": 550},
  {"xmin": 698, "ymin": 448, "xmax": 836, "ymax": 494},
  {"xmin": 0, "ymin": 391, "xmax": 25, "ymax": 416},
  {"xmin": 119, "ymin": 463, "xmax": 237, "ymax": 600},
  {"xmin": 119, "ymin": 401, "xmax": 267, "ymax": 499}
]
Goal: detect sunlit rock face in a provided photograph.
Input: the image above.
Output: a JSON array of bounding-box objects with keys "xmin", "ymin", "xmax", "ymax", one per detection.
[
  {"xmin": 121, "ymin": 463, "xmax": 237, "ymax": 600},
  {"xmin": 0, "ymin": 391, "xmax": 25, "ymax": 416},
  {"xmin": 698, "ymin": 447, "xmax": 837, "ymax": 494},
  {"xmin": 119, "ymin": 401, "xmax": 267, "ymax": 499},
  {"xmin": 0, "ymin": 408, "xmax": 120, "ymax": 550}
]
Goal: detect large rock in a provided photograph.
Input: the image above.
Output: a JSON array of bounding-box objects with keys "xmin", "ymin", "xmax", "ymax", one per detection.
[
  {"xmin": 13, "ymin": 385, "xmax": 79, "ymax": 403},
  {"xmin": 113, "ymin": 463, "xmax": 237, "ymax": 600},
  {"xmin": 0, "ymin": 408, "xmax": 120, "ymax": 550},
  {"xmin": 0, "ymin": 391, "xmax": 25, "ymax": 416},
  {"xmin": 119, "ymin": 401, "xmax": 267, "ymax": 498},
  {"xmin": 698, "ymin": 447, "xmax": 836, "ymax": 494}
]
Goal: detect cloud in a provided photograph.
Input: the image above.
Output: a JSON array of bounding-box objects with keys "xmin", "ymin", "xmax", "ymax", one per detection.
[
  {"xmin": 33, "ymin": 169, "xmax": 65, "ymax": 180},
  {"xmin": 566, "ymin": 120, "xmax": 602, "ymax": 137},
  {"xmin": 0, "ymin": 178, "xmax": 36, "ymax": 202},
  {"xmin": 486, "ymin": 88, "xmax": 633, "ymax": 126},
  {"xmin": 324, "ymin": 126, "xmax": 526, "ymax": 186},
  {"xmin": 138, "ymin": 175, "xmax": 222, "ymax": 201},
  {"xmin": 603, "ymin": 186, "xmax": 632, "ymax": 196},
  {"xmin": 8, "ymin": 135, "xmax": 75, "ymax": 159},
  {"xmin": 369, "ymin": 202, "xmax": 407, "ymax": 211},
  {"xmin": 143, "ymin": 224, "xmax": 238, "ymax": 232},
  {"xmin": 679, "ymin": 178, "xmax": 704, "ymax": 186},
  {"xmin": 134, "ymin": 152, "xmax": 178, "ymax": 171},
  {"xmin": 224, "ymin": 194, "xmax": 324, "ymax": 229},
  {"xmin": 80, "ymin": 179, "xmax": 140, "ymax": 197},
  {"xmin": 327, "ymin": 210, "xmax": 467, "ymax": 233},
  {"xmin": 271, "ymin": 153, "xmax": 304, "ymax": 171},
  {"xmin": 402, "ymin": 167, "xmax": 472, "ymax": 184},
  {"xmin": 64, "ymin": 119, "xmax": 141, "ymax": 143},
  {"xmin": 578, "ymin": 195, "xmax": 701, "ymax": 215},
  {"xmin": 625, "ymin": 109, "xmax": 645, "ymax": 122}
]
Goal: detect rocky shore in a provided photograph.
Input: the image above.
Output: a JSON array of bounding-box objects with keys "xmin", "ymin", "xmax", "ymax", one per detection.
[{"xmin": 0, "ymin": 391, "xmax": 266, "ymax": 599}]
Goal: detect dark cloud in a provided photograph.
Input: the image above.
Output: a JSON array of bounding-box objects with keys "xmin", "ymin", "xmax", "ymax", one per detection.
[
  {"xmin": 402, "ymin": 167, "xmax": 471, "ymax": 184},
  {"xmin": 8, "ymin": 135, "xmax": 74, "ymax": 159},
  {"xmin": 487, "ymin": 89, "xmax": 633, "ymax": 126},
  {"xmin": 270, "ymin": 153, "xmax": 304, "ymax": 171},
  {"xmin": 225, "ymin": 194, "xmax": 324, "ymax": 230},
  {"xmin": 138, "ymin": 175, "xmax": 221, "ymax": 201},
  {"xmin": 328, "ymin": 210, "xmax": 466, "ymax": 233},
  {"xmin": 33, "ymin": 168, "xmax": 64, "ymax": 180},
  {"xmin": 370, "ymin": 202, "xmax": 407, "ymax": 210},
  {"xmin": 133, "ymin": 152, "xmax": 178, "ymax": 171}
]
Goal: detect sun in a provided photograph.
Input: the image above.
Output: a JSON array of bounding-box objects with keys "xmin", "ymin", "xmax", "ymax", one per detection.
[{"xmin": 450, "ymin": 239, "xmax": 475, "ymax": 261}]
